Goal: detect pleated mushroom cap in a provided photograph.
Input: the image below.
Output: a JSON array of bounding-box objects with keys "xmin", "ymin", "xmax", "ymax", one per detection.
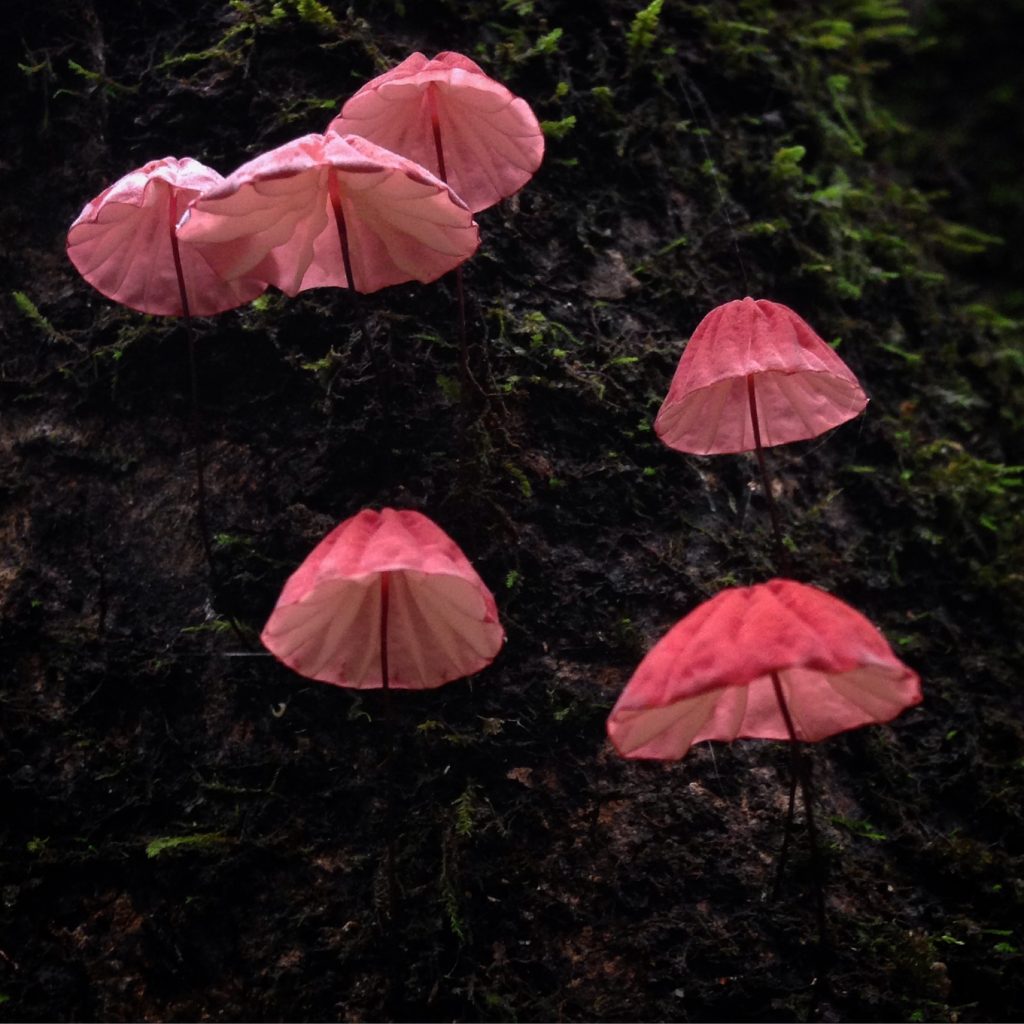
[
  {"xmin": 328, "ymin": 51, "xmax": 544, "ymax": 213},
  {"xmin": 607, "ymin": 579, "xmax": 921, "ymax": 760},
  {"xmin": 177, "ymin": 133, "xmax": 480, "ymax": 296},
  {"xmin": 261, "ymin": 508, "xmax": 505, "ymax": 689},
  {"xmin": 654, "ymin": 297, "xmax": 869, "ymax": 455},
  {"xmin": 66, "ymin": 156, "xmax": 267, "ymax": 316}
]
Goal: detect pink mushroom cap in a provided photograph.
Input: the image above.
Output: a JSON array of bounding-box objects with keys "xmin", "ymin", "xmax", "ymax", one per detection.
[
  {"xmin": 607, "ymin": 578, "xmax": 921, "ymax": 760},
  {"xmin": 654, "ymin": 297, "xmax": 869, "ymax": 455},
  {"xmin": 177, "ymin": 132, "xmax": 480, "ymax": 296},
  {"xmin": 66, "ymin": 156, "xmax": 267, "ymax": 316},
  {"xmin": 328, "ymin": 51, "xmax": 544, "ymax": 214},
  {"xmin": 261, "ymin": 508, "xmax": 505, "ymax": 690}
]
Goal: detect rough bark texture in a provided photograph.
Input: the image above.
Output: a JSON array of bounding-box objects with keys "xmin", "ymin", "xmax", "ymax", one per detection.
[{"xmin": 3, "ymin": 1, "xmax": 1023, "ymax": 1020}]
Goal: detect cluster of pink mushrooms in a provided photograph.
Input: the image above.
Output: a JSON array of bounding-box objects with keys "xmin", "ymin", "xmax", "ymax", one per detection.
[{"xmin": 66, "ymin": 49, "xmax": 921, "ymax": 862}]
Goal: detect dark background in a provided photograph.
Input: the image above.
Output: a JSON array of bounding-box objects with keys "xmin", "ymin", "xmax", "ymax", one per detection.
[{"xmin": 2, "ymin": 1, "xmax": 1023, "ymax": 1020}]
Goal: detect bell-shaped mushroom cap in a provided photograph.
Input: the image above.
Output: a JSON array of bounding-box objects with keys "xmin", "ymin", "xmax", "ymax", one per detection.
[
  {"xmin": 328, "ymin": 51, "xmax": 544, "ymax": 214},
  {"xmin": 177, "ymin": 133, "xmax": 480, "ymax": 296},
  {"xmin": 607, "ymin": 579, "xmax": 921, "ymax": 760},
  {"xmin": 261, "ymin": 508, "xmax": 505, "ymax": 690},
  {"xmin": 66, "ymin": 156, "xmax": 267, "ymax": 316},
  {"xmin": 654, "ymin": 297, "xmax": 869, "ymax": 455}
]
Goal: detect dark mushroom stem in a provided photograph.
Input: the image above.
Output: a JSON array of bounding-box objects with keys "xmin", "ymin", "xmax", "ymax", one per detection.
[
  {"xmin": 427, "ymin": 85, "xmax": 483, "ymax": 404},
  {"xmin": 772, "ymin": 762, "xmax": 798, "ymax": 897},
  {"xmin": 428, "ymin": 86, "xmax": 449, "ymax": 184},
  {"xmin": 330, "ymin": 172, "xmax": 388, "ymax": 403},
  {"xmin": 746, "ymin": 374, "xmax": 789, "ymax": 574},
  {"xmin": 328, "ymin": 171, "xmax": 356, "ymax": 292},
  {"xmin": 167, "ymin": 190, "xmax": 214, "ymax": 572},
  {"xmin": 770, "ymin": 670, "xmax": 829, "ymax": 961},
  {"xmin": 747, "ymin": 375, "xmax": 803, "ymax": 898},
  {"xmin": 378, "ymin": 571, "xmax": 399, "ymax": 921},
  {"xmin": 168, "ymin": 193, "xmax": 254, "ymax": 653}
]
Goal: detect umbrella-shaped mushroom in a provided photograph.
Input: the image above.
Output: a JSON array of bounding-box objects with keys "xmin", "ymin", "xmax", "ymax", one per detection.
[
  {"xmin": 607, "ymin": 578, "xmax": 921, "ymax": 955},
  {"xmin": 607, "ymin": 578, "xmax": 920, "ymax": 760},
  {"xmin": 654, "ymin": 297, "xmax": 869, "ymax": 566},
  {"xmin": 328, "ymin": 51, "xmax": 545, "ymax": 214},
  {"xmin": 66, "ymin": 157, "xmax": 269, "ymax": 572},
  {"xmin": 67, "ymin": 155, "xmax": 267, "ymax": 316},
  {"xmin": 177, "ymin": 132, "xmax": 480, "ymax": 297},
  {"xmin": 263, "ymin": 507, "xmax": 505, "ymax": 924},
  {"xmin": 654, "ymin": 297, "xmax": 868, "ymax": 456},
  {"xmin": 261, "ymin": 507, "xmax": 504, "ymax": 689},
  {"xmin": 328, "ymin": 51, "xmax": 545, "ymax": 398}
]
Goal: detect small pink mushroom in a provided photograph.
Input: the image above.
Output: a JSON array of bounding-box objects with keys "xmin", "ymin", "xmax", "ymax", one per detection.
[
  {"xmin": 607, "ymin": 578, "xmax": 920, "ymax": 761},
  {"xmin": 263, "ymin": 507, "xmax": 504, "ymax": 922},
  {"xmin": 328, "ymin": 51, "xmax": 545, "ymax": 213},
  {"xmin": 66, "ymin": 156, "xmax": 266, "ymax": 316},
  {"xmin": 66, "ymin": 157, "xmax": 268, "ymax": 573},
  {"xmin": 261, "ymin": 508, "xmax": 504, "ymax": 690},
  {"xmin": 655, "ymin": 297, "xmax": 870, "ymax": 566},
  {"xmin": 655, "ymin": 297, "xmax": 869, "ymax": 456},
  {"xmin": 608, "ymin": 578, "xmax": 921, "ymax": 949},
  {"xmin": 177, "ymin": 133, "xmax": 480, "ymax": 297}
]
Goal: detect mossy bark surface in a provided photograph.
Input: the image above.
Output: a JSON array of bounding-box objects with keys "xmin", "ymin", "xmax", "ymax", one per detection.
[{"xmin": 2, "ymin": 1, "xmax": 1023, "ymax": 1020}]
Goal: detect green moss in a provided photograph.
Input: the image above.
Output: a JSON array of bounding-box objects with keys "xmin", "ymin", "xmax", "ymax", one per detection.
[
  {"xmin": 893, "ymin": 435, "xmax": 1024, "ymax": 602},
  {"xmin": 453, "ymin": 785, "xmax": 478, "ymax": 839},
  {"xmin": 771, "ymin": 144, "xmax": 807, "ymax": 181},
  {"xmin": 540, "ymin": 114, "xmax": 576, "ymax": 139},
  {"xmin": 504, "ymin": 462, "xmax": 533, "ymax": 498},
  {"xmin": 12, "ymin": 291, "xmax": 59, "ymax": 338},
  {"xmin": 156, "ymin": 24, "xmax": 253, "ymax": 70},
  {"xmin": 831, "ymin": 816, "xmax": 888, "ymax": 841},
  {"xmin": 156, "ymin": 0, "xmax": 287, "ymax": 71},
  {"xmin": 66, "ymin": 58, "xmax": 136, "ymax": 97},
  {"xmin": 436, "ymin": 373, "xmax": 461, "ymax": 403},
  {"xmin": 627, "ymin": 0, "xmax": 664, "ymax": 57},
  {"xmin": 290, "ymin": 0, "xmax": 337, "ymax": 27},
  {"xmin": 145, "ymin": 833, "xmax": 229, "ymax": 858}
]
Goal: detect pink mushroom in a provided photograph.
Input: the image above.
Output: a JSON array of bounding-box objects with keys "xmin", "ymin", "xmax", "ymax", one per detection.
[
  {"xmin": 328, "ymin": 51, "xmax": 545, "ymax": 214},
  {"xmin": 66, "ymin": 156, "xmax": 266, "ymax": 316},
  {"xmin": 654, "ymin": 297, "xmax": 870, "ymax": 566},
  {"xmin": 261, "ymin": 508, "xmax": 504, "ymax": 690},
  {"xmin": 328, "ymin": 52, "xmax": 545, "ymax": 397},
  {"xmin": 263, "ymin": 507, "xmax": 504, "ymax": 923},
  {"xmin": 66, "ymin": 157, "xmax": 268, "ymax": 573},
  {"xmin": 608, "ymin": 578, "xmax": 921, "ymax": 950},
  {"xmin": 655, "ymin": 296, "xmax": 868, "ymax": 457},
  {"xmin": 607, "ymin": 578, "xmax": 920, "ymax": 761},
  {"xmin": 177, "ymin": 132, "xmax": 480, "ymax": 297}
]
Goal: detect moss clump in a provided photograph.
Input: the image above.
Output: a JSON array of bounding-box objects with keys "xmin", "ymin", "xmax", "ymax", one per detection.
[{"xmin": 145, "ymin": 833, "xmax": 230, "ymax": 858}]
